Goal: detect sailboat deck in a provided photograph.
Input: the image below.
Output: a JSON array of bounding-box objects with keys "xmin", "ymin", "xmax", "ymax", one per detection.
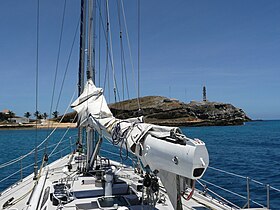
[{"xmin": 0, "ymin": 153, "xmax": 268, "ymax": 210}]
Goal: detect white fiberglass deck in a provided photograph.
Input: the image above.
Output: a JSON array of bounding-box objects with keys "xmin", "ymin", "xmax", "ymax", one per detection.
[{"xmin": 0, "ymin": 153, "xmax": 268, "ymax": 210}]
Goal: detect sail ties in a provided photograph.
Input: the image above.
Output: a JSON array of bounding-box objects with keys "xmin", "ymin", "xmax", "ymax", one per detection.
[
  {"xmin": 112, "ymin": 122, "xmax": 130, "ymax": 160},
  {"xmin": 111, "ymin": 117, "xmax": 147, "ymax": 159}
]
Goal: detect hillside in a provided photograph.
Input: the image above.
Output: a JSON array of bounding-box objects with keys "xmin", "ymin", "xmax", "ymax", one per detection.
[
  {"xmin": 56, "ymin": 96, "xmax": 251, "ymax": 126},
  {"xmin": 109, "ymin": 96, "xmax": 251, "ymax": 126}
]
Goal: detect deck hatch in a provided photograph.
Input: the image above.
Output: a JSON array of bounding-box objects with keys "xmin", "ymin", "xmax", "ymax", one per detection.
[{"xmin": 97, "ymin": 196, "xmax": 129, "ymax": 208}]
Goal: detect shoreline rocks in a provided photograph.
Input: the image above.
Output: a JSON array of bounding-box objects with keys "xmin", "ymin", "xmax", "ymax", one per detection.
[{"xmin": 109, "ymin": 96, "xmax": 251, "ymax": 127}]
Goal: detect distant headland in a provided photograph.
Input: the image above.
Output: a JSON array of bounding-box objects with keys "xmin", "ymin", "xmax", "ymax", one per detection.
[
  {"xmin": 107, "ymin": 85, "xmax": 251, "ymax": 126},
  {"xmin": 1, "ymin": 91, "xmax": 251, "ymax": 129},
  {"xmin": 109, "ymin": 96, "xmax": 251, "ymax": 127}
]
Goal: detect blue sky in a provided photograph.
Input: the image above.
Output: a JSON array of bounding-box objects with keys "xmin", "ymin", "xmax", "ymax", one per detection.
[{"xmin": 0, "ymin": 0, "xmax": 279, "ymax": 120}]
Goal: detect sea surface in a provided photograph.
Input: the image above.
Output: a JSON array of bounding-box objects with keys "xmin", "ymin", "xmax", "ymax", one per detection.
[{"xmin": 0, "ymin": 120, "xmax": 279, "ymax": 208}]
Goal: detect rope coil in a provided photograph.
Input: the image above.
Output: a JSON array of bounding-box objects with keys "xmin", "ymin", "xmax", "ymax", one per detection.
[{"xmin": 111, "ymin": 122, "xmax": 130, "ymax": 161}]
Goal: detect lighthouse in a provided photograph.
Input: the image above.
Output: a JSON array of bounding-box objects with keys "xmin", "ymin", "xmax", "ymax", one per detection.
[{"xmin": 203, "ymin": 86, "xmax": 207, "ymax": 102}]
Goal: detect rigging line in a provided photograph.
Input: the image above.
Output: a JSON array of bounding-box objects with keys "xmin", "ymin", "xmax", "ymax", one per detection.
[
  {"xmin": 96, "ymin": 0, "xmax": 119, "ymax": 102},
  {"xmin": 200, "ymin": 179, "xmax": 248, "ymax": 201},
  {"xmin": 122, "ymin": 48, "xmax": 130, "ymax": 99},
  {"xmin": 0, "ymin": 156, "xmax": 23, "ymax": 169},
  {"xmin": 98, "ymin": 0, "xmax": 101, "ymax": 87},
  {"xmin": 137, "ymin": 0, "xmax": 141, "ymax": 106},
  {"xmin": 121, "ymin": 0, "xmax": 140, "ymax": 109},
  {"xmin": 250, "ymin": 178, "xmax": 264, "ymax": 186},
  {"xmin": 122, "ymin": 43, "xmax": 130, "ymax": 99},
  {"xmin": 55, "ymin": 17, "xmax": 80, "ymax": 112},
  {"xmin": 0, "ymin": 134, "xmax": 79, "ymax": 169},
  {"xmin": 34, "ymin": 0, "xmax": 40, "ymax": 179},
  {"xmin": 100, "ymin": 148, "xmax": 134, "ymax": 162},
  {"xmin": 270, "ymin": 186, "xmax": 280, "ymax": 193},
  {"xmin": 208, "ymin": 166, "xmax": 247, "ymax": 179},
  {"xmin": 38, "ymin": 139, "xmax": 71, "ymax": 153},
  {"xmin": 50, "ymin": 146, "xmax": 72, "ymax": 157},
  {"xmin": 103, "ymin": 0, "xmax": 109, "ymax": 97},
  {"xmin": 117, "ymin": 0, "xmax": 130, "ymax": 101},
  {"xmin": 209, "ymin": 166, "xmax": 279, "ymax": 190},
  {"xmin": 206, "ymin": 183, "xmax": 265, "ymax": 209},
  {"xmin": 116, "ymin": 0, "xmax": 124, "ymax": 101},
  {"xmin": 95, "ymin": 0, "xmax": 120, "ymax": 101},
  {"xmin": 47, "ymin": 113, "xmax": 78, "ymax": 159},
  {"xmin": 49, "ymin": 127, "xmax": 71, "ymax": 157},
  {"xmin": 47, "ymin": 0, "xmax": 67, "ymax": 152},
  {"xmin": 49, "ymin": 0, "xmax": 67, "ymax": 119},
  {"xmin": 196, "ymin": 180, "xmax": 241, "ymax": 209},
  {"xmin": 106, "ymin": 0, "xmax": 119, "ymax": 103},
  {"xmin": 10, "ymin": 156, "xmax": 47, "ymax": 207},
  {"xmin": 0, "ymin": 163, "xmax": 34, "ymax": 184},
  {"xmin": 36, "ymin": 87, "xmax": 77, "ymax": 151},
  {"xmin": 92, "ymin": 0, "xmax": 97, "ymax": 82}
]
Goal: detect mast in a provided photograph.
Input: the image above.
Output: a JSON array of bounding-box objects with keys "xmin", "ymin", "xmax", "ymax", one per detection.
[
  {"xmin": 78, "ymin": 0, "xmax": 86, "ymax": 147},
  {"xmin": 86, "ymin": 0, "xmax": 96, "ymax": 81},
  {"xmin": 86, "ymin": 0, "xmax": 97, "ymax": 169}
]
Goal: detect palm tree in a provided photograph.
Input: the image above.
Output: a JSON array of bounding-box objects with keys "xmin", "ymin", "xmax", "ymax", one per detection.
[
  {"xmin": 52, "ymin": 111, "xmax": 59, "ymax": 118},
  {"xmin": 34, "ymin": 111, "xmax": 41, "ymax": 119},
  {"xmin": 43, "ymin": 112, "xmax": 48, "ymax": 119},
  {"xmin": 24, "ymin": 112, "xmax": 31, "ymax": 119},
  {"xmin": 7, "ymin": 110, "xmax": 15, "ymax": 118},
  {"xmin": 0, "ymin": 113, "xmax": 5, "ymax": 121}
]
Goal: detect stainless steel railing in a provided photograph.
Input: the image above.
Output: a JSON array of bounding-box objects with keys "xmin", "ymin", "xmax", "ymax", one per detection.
[
  {"xmin": 0, "ymin": 133, "xmax": 77, "ymax": 193},
  {"xmin": 197, "ymin": 166, "xmax": 280, "ymax": 209}
]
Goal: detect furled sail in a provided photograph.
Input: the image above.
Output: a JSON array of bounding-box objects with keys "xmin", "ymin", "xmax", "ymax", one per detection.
[
  {"xmin": 71, "ymin": 79, "xmax": 115, "ymax": 140},
  {"xmin": 71, "ymin": 79, "xmax": 209, "ymax": 208},
  {"xmin": 72, "ymin": 79, "xmax": 209, "ymax": 179}
]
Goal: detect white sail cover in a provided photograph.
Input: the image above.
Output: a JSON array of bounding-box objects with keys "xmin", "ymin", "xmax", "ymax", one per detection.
[{"xmin": 72, "ymin": 79, "xmax": 209, "ymax": 209}]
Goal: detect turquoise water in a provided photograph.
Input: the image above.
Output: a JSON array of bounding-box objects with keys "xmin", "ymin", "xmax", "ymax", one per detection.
[{"xmin": 0, "ymin": 121, "xmax": 279, "ymax": 208}]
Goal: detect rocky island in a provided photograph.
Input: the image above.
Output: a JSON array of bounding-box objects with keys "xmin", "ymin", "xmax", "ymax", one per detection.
[
  {"xmin": 109, "ymin": 96, "xmax": 251, "ymax": 126},
  {"xmin": 40, "ymin": 95, "xmax": 251, "ymax": 127},
  {"xmin": 1, "ymin": 96, "xmax": 250, "ymax": 129}
]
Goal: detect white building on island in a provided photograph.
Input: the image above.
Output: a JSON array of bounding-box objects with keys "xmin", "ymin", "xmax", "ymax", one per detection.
[{"xmin": 8, "ymin": 117, "xmax": 29, "ymax": 124}]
